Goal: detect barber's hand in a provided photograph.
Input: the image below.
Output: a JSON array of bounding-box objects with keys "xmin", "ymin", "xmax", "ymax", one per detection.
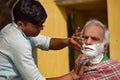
[
  {"xmin": 68, "ymin": 27, "xmax": 83, "ymax": 51},
  {"xmin": 70, "ymin": 54, "xmax": 88, "ymax": 79}
]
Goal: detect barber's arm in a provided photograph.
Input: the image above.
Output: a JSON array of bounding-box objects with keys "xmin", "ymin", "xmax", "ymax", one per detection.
[{"xmin": 49, "ymin": 27, "xmax": 82, "ymax": 51}]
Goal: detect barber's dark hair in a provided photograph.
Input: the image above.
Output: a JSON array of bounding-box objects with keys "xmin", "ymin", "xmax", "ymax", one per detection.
[{"xmin": 13, "ymin": 0, "xmax": 47, "ymax": 26}]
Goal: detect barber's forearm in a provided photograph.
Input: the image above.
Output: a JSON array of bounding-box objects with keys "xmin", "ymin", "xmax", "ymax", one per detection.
[
  {"xmin": 49, "ymin": 38, "xmax": 69, "ymax": 50},
  {"xmin": 46, "ymin": 73, "xmax": 71, "ymax": 80},
  {"xmin": 46, "ymin": 71, "xmax": 80, "ymax": 80}
]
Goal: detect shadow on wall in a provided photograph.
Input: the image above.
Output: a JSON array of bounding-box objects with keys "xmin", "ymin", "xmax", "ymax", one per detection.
[{"xmin": 0, "ymin": 0, "xmax": 17, "ymax": 30}]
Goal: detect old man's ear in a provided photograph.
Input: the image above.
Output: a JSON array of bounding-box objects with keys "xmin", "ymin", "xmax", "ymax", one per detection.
[{"xmin": 103, "ymin": 44, "xmax": 108, "ymax": 53}]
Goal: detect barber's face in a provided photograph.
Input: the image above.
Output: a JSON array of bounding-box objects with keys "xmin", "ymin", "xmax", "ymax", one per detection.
[
  {"xmin": 82, "ymin": 24, "xmax": 104, "ymax": 45},
  {"xmin": 17, "ymin": 21, "xmax": 44, "ymax": 37}
]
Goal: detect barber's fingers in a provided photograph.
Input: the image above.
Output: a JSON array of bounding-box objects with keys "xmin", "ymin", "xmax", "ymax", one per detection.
[
  {"xmin": 75, "ymin": 27, "xmax": 80, "ymax": 33},
  {"xmin": 69, "ymin": 38, "xmax": 82, "ymax": 51},
  {"xmin": 75, "ymin": 54, "xmax": 87, "ymax": 64},
  {"xmin": 78, "ymin": 59, "xmax": 89, "ymax": 75},
  {"xmin": 74, "ymin": 54, "xmax": 88, "ymax": 75},
  {"xmin": 72, "ymin": 32, "xmax": 83, "ymax": 39},
  {"xmin": 71, "ymin": 35, "xmax": 81, "ymax": 41},
  {"xmin": 74, "ymin": 55, "xmax": 85, "ymax": 71},
  {"xmin": 72, "ymin": 31, "xmax": 83, "ymax": 45}
]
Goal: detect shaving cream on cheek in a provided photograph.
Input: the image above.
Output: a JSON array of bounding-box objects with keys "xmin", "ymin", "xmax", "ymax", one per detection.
[{"xmin": 81, "ymin": 43, "xmax": 105, "ymax": 64}]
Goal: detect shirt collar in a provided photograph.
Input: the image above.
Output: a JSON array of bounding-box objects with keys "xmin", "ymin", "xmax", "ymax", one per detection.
[
  {"xmin": 12, "ymin": 21, "xmax": 28, "ymax": 39},
  {"xmin": 101, "ymin": 53, "xmax": 110, "ymax": 61}
]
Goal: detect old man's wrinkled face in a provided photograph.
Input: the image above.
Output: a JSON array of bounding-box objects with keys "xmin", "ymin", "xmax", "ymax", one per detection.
[{"xmin": 81, "ymin": 24, "xmax": 106, "ymax": 64}]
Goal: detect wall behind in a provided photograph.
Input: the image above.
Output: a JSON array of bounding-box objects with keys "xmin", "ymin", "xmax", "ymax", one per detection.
[
  {"xmin": 107, "ymin": 0, "xmax": 120, "ymax": 61},
  {"xmin": 37, "ymin": 0, "xmax": 69, "ymax": 78}
]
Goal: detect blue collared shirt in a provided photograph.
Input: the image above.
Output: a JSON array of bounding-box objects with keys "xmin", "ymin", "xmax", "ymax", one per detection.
[{"xmin": 0, "ymin": 22, "xmax": 51, "ymax": 80}]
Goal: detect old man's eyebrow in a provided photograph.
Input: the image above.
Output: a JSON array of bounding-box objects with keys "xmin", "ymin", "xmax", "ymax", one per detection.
[
  {"xmin": 82, "ymin": 35, "xmax": 100, "ymax": 40},
  {"xmin": 91, "ymin": 37, "xmax": 100, "ymax": 40}
]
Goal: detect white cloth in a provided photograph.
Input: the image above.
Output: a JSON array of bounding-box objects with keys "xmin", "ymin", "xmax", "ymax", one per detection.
[{"xmin": 0, "ymin": 22, "xmax": 51, "ymax": 80}]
